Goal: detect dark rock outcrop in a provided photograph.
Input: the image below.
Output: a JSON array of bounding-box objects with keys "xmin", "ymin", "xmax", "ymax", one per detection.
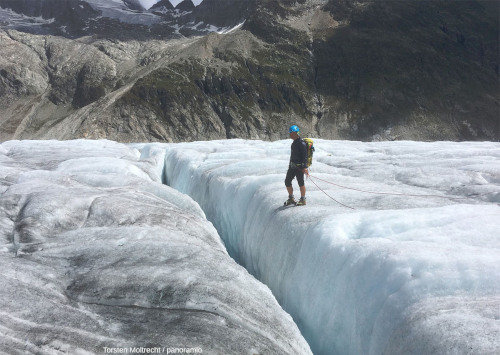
[
  {"xmin": 189, "ymin": 0, "xmax": 256, "ymax": 27},
  {"xmin": 151, "ymin": 0, "xmax": 175, "ymax": 11},
  {"xmin": 175, "ymin": 0, "xmax": 195, "ymax": 12},
  {"xmin": 314, "ymin": 0, "xmax": 500, "ymax": 140},
  {"xmin": 123, "ymin": 0, "xmax": 145, "ymax": 11}
]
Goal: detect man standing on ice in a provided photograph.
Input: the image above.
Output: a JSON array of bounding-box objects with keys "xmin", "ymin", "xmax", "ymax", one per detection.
[{"xmin": 284, "ymin": 125, "xmax": 309, "ymax": 206}]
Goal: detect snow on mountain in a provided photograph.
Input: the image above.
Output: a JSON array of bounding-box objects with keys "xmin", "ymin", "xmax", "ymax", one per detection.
[
  {"xmin": 163, "ymin": 139, "xmax": 500, "ymax": 355},
  {"xmin": 85, "ymin": 0, "xmax": 163, "ymax": 25},
  {"xmin": 0, "ymin": 7, "xmax": 56, "ymax": 28},
  {"xmin": 0, "ymin": 139, "xmax": 312, "ymax": 354},
  {"xmin": 0, "ymin": 0, "xmax": 241, "ymax": 36},
  {"xmin": 1, "ymin": 138, "xmax": 498, "ymax": 354}
]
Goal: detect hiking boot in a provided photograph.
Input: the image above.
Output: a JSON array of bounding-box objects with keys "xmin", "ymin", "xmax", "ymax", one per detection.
[
  {"xmin": 284, "ymin": 197, "xmax": 297, "ymax": 206},
  {"xmin": 297, "ymin": 197, "xmax": 307, "ymax": 206}
]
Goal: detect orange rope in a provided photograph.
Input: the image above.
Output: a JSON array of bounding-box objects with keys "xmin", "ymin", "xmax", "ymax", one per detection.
[
  {"xmin": 309, "ymin": 174, "xmax": 467, "ymax": 201},
  {"xmin": 308, "ymin": 175, "xmax": 355, "ymax": 210}
]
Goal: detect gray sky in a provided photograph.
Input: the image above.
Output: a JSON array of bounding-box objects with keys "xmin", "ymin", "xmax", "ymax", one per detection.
[{"xmin": 139, "ymin": 0, "xmax": 203, "ymax": 9}]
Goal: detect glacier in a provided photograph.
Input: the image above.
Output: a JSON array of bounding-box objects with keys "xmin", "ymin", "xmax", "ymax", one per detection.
[
  {"xmin": 1, "ymin": 138, "xmax": 499, "ymax": 355},
  {"xmin": 0, "ymin": 139, "xmax": 311, "ymax": 354},
  {"xmin": 163, "ymin": 139, "xmax": 500, "ymax": 355}
]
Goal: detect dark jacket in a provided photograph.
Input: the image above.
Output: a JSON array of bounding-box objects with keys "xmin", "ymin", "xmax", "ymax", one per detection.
[{"xmin": 289, "ymin": 137, "xmax": 308, "ymax": 169}]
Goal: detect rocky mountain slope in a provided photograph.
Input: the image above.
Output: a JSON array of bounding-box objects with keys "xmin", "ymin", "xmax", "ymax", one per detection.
[{"xmin": 0, "ymin": 0, "xmax": 498, "ymax": 142}]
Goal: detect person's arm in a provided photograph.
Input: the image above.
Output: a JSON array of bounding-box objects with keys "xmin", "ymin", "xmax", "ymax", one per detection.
[{"xmin": 300, "ymin": 140, "xmax": 309, "ymax": 175}]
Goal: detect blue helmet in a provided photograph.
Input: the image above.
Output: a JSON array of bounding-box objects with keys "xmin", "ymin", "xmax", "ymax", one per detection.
[{"xmin": 289, "ymin": 125, "xmax": 300, "ymax": 133}]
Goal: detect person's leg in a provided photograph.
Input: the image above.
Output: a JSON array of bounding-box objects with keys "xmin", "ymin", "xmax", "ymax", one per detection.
[
  {"xmin": 300, "ymin": 185, "xmax": 306, "ymax": 198},
  {"xmin": 297, "ymin": 170, "xmax": 306, "ymax": 205},
  {"xmin": 285, "ymin": 168, "xmax": 297, "ymax": 204},
  {"xmin": 285, "ymin": 168, "xmax": 295, "ymax": 196},
  {"xmin": 296, "ymin": 170, "xmax": 305, "ymax": 197}
]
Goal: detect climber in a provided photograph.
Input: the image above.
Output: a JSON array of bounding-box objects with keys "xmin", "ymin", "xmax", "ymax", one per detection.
[{"xmin": 284, "ymin": 125, "xmax": 309, "ymax": 206}]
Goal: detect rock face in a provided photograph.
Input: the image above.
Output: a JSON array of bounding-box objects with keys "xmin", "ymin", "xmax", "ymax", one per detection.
[
  {"xmin": 189, "ymin": 0, "xmax": 256, "ymax": 28},
  {"xmin": 314, "ymin": 0, "xmax": 500, "ymax": 141},
  {"xmin": 0, "ymin": 0, "xmax": 498, "ymax": 142},
  {"xmin": 123, "ymin": 0, "xmax": 144, "ymax": 11},
  {"xmin": 151, "ymin": 0, "xmax": 174, "ymax": 11},
  {"xmin": 175, "ymin": 0, "xmax": 195, "ymax": 12},
  {"xmin": 0, "ymin": 139, "xmax": 313, "ymax": 354}
]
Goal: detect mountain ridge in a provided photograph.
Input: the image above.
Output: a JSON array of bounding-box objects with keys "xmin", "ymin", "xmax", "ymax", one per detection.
[{"xmin": 0, "ymin": 0, "xmax": 498, "ymax": 142}]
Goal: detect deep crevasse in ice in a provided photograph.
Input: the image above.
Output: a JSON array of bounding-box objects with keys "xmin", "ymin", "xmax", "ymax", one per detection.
[{"xmin": 161, "ymin": 139, "xmax": 500, "ymax": 355}]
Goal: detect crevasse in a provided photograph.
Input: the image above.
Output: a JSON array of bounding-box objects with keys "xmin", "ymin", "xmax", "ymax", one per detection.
[{"xmin": 160, "ymin": 139, "xmax": 500, "ymax": 355}]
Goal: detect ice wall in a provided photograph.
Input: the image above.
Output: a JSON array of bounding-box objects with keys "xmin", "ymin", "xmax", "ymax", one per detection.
[{"xmin": 163, "ymin": 139, "xmax": 500, "ymax": 355}]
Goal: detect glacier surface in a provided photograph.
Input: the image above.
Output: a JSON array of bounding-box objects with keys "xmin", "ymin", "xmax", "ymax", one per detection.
[
  {"xmin": 0, "ymin": 139, "xmax": 311, "ymax": 354},
  {"xmin": 1, "ymin": 138, "xmax": 499, "ymax": 355},
  {"xmin": 163, "ymin": 139, "xmax": 500, "ymax": 355}
]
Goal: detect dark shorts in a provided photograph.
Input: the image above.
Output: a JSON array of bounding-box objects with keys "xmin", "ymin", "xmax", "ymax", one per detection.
[{"xmin": 285, "ymin": 167, "xmax": 305, "ymax": 187}]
